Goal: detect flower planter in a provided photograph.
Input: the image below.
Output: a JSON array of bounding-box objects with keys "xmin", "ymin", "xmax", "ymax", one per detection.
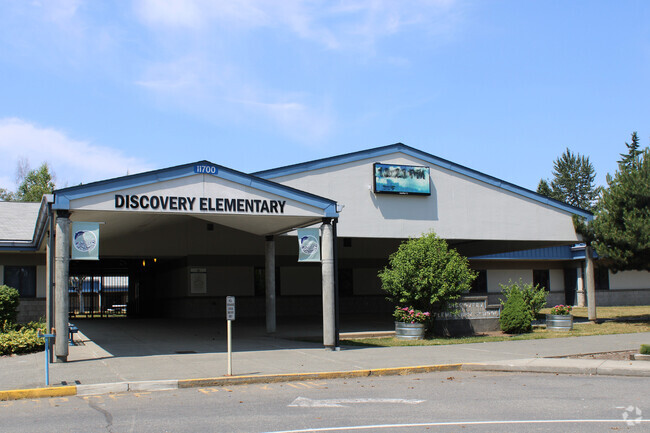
[
  {"xmin": 546, "ymin": 314, "xmax": 573, "ymax": 331},
  {"xmin": 395, "ymin": 321, "xmax": 425, "ymax": 340}
]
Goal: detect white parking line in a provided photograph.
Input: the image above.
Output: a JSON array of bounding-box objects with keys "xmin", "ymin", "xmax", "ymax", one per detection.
[
  {"xmin": 264, "ymin": 418, "xmax": 650, "ymax": 433},
  {"xmin": 288, "ymin": 397, "xmax": 425, "ymax": 408}
]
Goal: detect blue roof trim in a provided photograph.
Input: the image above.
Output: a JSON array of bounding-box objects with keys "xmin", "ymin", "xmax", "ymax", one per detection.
[
  {"xmin": 53, "ymin": 160, "xmax": 338, "ymax": 217},
  {"xmin": 471, "ymin": 244, "xmax": 590, "ymax": 261},
  {"xmin": 253, "ymin": 143, "xmax": 593, "ymax": 220}
]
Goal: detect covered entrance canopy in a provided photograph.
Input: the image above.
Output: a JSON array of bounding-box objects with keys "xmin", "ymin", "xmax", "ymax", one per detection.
[{"xmin": 49, "ymin": 161, "xmax": 340, "ymax": 362}]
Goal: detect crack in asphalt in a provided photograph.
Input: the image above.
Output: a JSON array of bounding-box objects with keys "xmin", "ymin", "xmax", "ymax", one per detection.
[{"xmin": 88, "ymin": 399, "xmax": 114, "ymax": 432}]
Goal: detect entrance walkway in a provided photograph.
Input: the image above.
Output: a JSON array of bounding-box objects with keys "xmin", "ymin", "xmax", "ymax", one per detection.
[{"xmin": 2, "ymin": 317, "xmax": 649, "ymax": 392}]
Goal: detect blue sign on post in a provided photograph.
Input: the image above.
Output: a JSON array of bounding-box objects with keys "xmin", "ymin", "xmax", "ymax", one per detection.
[{"xmin": 38, "ymin": 331, "xmax": 56, "ymax": 386}]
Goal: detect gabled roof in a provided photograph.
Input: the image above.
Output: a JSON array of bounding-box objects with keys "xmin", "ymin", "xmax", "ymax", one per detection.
[
  {"xmin": 0, "ymin": 196, "xmax": 51, "ymax": 250},
  {"xmin": 53, "ymin": 160, "xmax": 338, "ymax": 217},
  {"xmin": 253, "ymin": 143, "xmax": 594, "ymax": 220}
]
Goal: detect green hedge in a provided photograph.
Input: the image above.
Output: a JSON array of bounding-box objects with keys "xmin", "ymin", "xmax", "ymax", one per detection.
[
  {"xmin": 0, "ymin": 285, "xmax": 19, "ymax": 324},
  {"xmin": 641, "ymin": 344, "xmax": 650, "ymax": 355},
  {"xmin": 499, "ymin": 287, "xmax": 533, "ymax": 334},
  {"xmin": 0, "ymin": 323, "xmax": 45, "ymax": 356}
]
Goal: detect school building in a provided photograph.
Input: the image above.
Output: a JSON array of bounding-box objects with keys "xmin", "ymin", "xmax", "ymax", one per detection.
[{"xmin": 1, "ymin": 143, "xmax": 648, "ymax": 361}]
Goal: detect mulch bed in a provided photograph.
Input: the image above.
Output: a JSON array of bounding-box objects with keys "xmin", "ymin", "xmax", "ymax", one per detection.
[{"xmin": 566, "ymin": 350, "xmax": 637, "ymax": 360}]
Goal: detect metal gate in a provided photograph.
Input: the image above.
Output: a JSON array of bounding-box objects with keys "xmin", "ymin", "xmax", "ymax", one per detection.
[{"xmin": 68, "ymin": 275, "xmax": 129, "ymax": 318}]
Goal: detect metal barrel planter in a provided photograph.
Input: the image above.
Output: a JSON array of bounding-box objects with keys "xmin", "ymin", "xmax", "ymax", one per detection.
[
  {"xmin": 546, "ymin": 314, "xmax": 574, "ymax": 331},
  {"xmin": 395, "ymin": 321, "xmax": 426, "ymax": 340}
]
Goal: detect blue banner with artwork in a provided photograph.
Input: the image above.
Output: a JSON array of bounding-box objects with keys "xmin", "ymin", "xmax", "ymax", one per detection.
[
  {"xmin": 297, "ymin": 228, "xmax": 321, "ymax": 262},
  {"xmin": 71, "ymin": 222, "xmax": 99, "ymax": 261}
]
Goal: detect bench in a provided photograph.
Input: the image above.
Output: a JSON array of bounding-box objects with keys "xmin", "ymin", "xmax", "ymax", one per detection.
[{"xmin": 68, "ymin": 323, "xmax": 79, "ymax": 346}]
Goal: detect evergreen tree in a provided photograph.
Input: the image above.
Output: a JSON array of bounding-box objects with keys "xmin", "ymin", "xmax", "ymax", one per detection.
[
  {"xmin": 16, "ymin": 163, "xmax": 55, "ymax": 202},
  {"xmin": 536, "ymin": 179, "xmax": 554, "ymax": 199},
  {"xmin": 619, "ymin": 131, "xmax": 642, "ymax": 170},
  {"xmin": 590, "ymin": 147, "xmax": 650, "ymax": 271},
  {"xmin": 537, "ymin": 149, "xmax": 599, "ymax": 210}
]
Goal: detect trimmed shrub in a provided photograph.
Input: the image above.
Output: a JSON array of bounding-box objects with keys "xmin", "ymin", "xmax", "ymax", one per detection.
[
  {"xmin": 0, "ymin": 285, "xmax": 19, "ymax": 326},
  {"xmin": 499, "ymin": 279, "xmax": 547, "ymax": 317},
  {"xmin": 640, "ymin": 344, "xmax": 650, "ymax": 355},
  {"xmin": 499, "ymin": 287, "xmax": 533, "ymax": 334},
  {"xmin": 0, "ymin": 326, "xmax": 44, "ymax": 356},
  {"xmin": 379, "ymin": 231, "xmax": 476, "ymax": 318}
]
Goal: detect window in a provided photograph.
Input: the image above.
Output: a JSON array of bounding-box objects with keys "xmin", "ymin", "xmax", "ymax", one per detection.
[
  {"xmin": 470, "ymin": 270, "xmax": 487, "ymax": 293},
  {"xmin": 4, "ymin": 266, "xmax": 36, "ymax": 298},
  {"xmin": 533, "ymin": 269, "xmax": 550, "ymax": 291},
  {"xmin": 595, "ymin": 266, "xmax": 610, "ymax": 290}
]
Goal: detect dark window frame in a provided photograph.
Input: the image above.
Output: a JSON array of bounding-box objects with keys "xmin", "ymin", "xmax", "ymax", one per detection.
[
  {"xmin": 595, "ymin": 266, "xmax": 610, "ymax": 290},
  {"xmin": 4, "ymin": 265, "xmax": 37, "ymax": 298},
  {"xmin": 533, "ymin": 269, "xmax": 550, "ymax": 291},
  {"xmin": 469, "ymin": 269, "xmax": 487, "ymax": 293}
]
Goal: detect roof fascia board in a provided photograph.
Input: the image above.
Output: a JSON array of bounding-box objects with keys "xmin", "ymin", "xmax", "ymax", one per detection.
[
  {"xmin": 471, "ymin": 244, "xmax": 592, "ymax": 261},
  {"xmin": 53, "ymin": 161, "xmax": 338, "ymax": 216},
  {"xmin": 253, "ymin": 143, "xmax": 593, "ymax": 220}
]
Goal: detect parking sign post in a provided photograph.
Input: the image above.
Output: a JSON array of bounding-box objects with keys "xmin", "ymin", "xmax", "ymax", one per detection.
[{"xmin": 226, "ymin": 296, "xmax": 235, "ymax": 376}]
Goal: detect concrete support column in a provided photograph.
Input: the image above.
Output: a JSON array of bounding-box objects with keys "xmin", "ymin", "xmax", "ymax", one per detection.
[
  {"xmin": 576, "ymin": 266, "xmax": 586, "ymax": 307},
  {"xmin": 265, "ymin": 235, "xmax": 276, "ymax": 334},
  {"xmin": 45, "ymin": 206, "xmax": 55, "ymax": 362},
  {"xmin": 585, "ymin": 245, "xmax": 597, "ymax": 322},
  {"xmin": 54, "ymin": 210, "xmax": 70, "ymax": 362},
  {"xmin": 321, "ymin": 219, "xmax": 336, "ymax": 349}
]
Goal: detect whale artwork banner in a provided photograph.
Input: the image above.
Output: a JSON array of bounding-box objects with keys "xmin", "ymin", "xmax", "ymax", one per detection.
[
  {"xmin": 297, "ymin": 228, "xmax": 321, "ymax": 262},
  {"xmin": 71, "ymin": 222, "xmax": 100, "ymax": 260}
]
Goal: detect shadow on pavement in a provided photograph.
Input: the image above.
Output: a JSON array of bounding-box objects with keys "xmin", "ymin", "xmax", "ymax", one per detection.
[{"xmin": 69, "ymin": 315, "xmax": 394, "ymax": 358}]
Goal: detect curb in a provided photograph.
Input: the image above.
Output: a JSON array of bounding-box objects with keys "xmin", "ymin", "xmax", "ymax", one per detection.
[
  {"xmin": 0, "ymin": 385, "xmax": 76, "ymax": 401},
  {"xmin": 3, "ymin": 360, "xmax": 650, "ymax": 401},
  {"xmin": 0, "ymin": 364, "xmax": 461, "ymax": 401},
  {"xmin": 177, "ymin": 364, "xmax": 462, "ymax": 389},
  {"xmin": 462, "ymin": 359, "xmax": 650, "ymax": 377}
]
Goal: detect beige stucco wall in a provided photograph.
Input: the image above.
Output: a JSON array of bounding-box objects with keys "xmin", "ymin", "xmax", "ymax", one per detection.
[
  {"xmin": 609, "ymin": 270, "xmax": 650, "ymax": 290},
  {"xmin": 270, "ymin": 152, "xmax": 581, "ymax": 242},
  {"xmin": 549, "ymin": 269, "xmax": 564, "ymax": 292},
  {"xmin": 486, "ymin": 269, "xmax": 531, "ymax": 292}
]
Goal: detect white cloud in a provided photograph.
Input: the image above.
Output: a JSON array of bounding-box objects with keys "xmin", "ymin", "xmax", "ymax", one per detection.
[
  {"xmin": 0, "ymin": 118, "xmax": 152, "ymax": 190},
  {"xmin": 233, "ymin": 98, "xmax": 334, "ymax": 144},
  {"xmin": 133, "ymin": 0, "xmax": 458, "ymax": 50},
  {"xmin": 130, "ymin": 0, "xmax": 460, "ymax": 145}
]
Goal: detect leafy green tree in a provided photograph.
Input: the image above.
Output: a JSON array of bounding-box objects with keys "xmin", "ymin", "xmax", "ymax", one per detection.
[
  {"xmin": 378, "ymin": 232, "xmax": 476, "ymax": 317},
  {"xmin": 590, "ymin": 146, "xmax": 650, "ymax": 272},
  {"xmin": 537, "ymin": 148, "xmax": 599, "ymax": 210},
  {"xmin": 0, "ymin": 285, "xmax": 20, "ymax": 328},
  {"xmin": 16, "ymin": 163, "xmax": 55, "ymax": 202},
  {"xmin": 0, "ymin": 188, "xmax": 16, "ymax": 201}
]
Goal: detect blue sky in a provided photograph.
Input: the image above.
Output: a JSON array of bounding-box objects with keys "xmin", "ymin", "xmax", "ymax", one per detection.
[{"xmin": 0, "ymin": 1, "xmax": 648, "ymax": 193}]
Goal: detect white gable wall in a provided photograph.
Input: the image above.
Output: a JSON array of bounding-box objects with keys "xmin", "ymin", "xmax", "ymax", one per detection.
[
  {"xmin": 68, "ymin": 174, "xmax": 325, "ymax": 218},
  {"xmin": 269, "ymin": 152, "xmax": 580, "ymax": 242}
]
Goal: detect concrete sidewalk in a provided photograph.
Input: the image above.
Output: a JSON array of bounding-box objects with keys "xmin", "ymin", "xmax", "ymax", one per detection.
[{"xmin": 1, "ymin": 318, "xmax": 649, "ymax": 400}]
